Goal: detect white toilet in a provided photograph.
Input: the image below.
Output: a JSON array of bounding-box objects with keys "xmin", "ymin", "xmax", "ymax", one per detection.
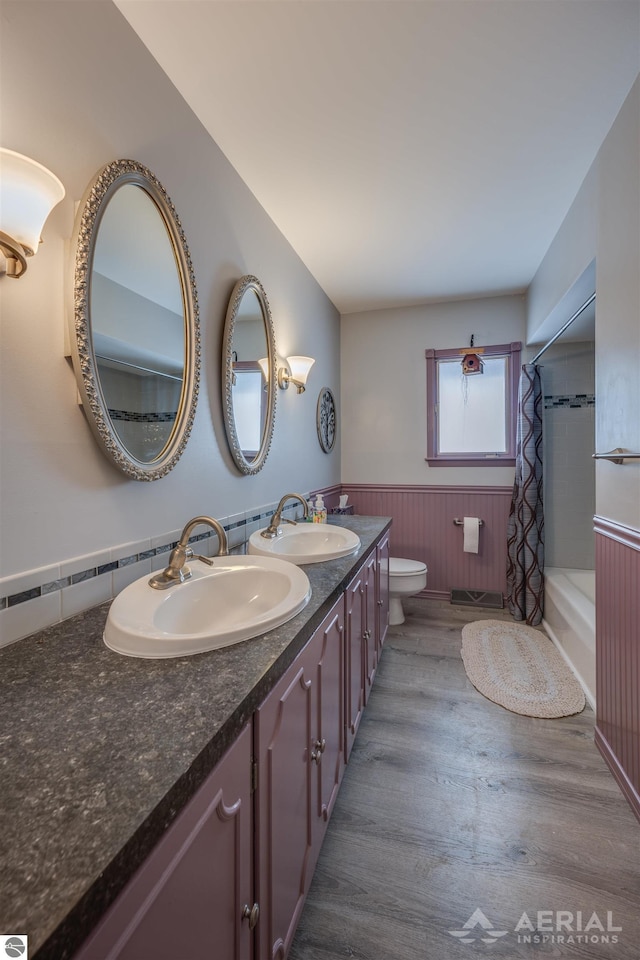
[{"xmin": 388, "ymin": 558, "xmax": 428, "ymax": 625}]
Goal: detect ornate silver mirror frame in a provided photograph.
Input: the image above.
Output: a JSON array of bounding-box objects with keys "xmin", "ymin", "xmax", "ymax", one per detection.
[
  {"xmin": 222, "ymin": 275, "xmax": 277, "ymax": 475},
  {"xmin": 69, "ymin": 159, "xmax": 200, "ymax": 480}
]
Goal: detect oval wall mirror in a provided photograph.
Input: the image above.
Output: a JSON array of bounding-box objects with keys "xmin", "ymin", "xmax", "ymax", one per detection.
[
  {"xmin": 69, "ymin": 159, "xmax": 200, "ymax": 480},
  {"xmin": 222, "ymin": 275, "xmax": 276, "ymax": 475}
]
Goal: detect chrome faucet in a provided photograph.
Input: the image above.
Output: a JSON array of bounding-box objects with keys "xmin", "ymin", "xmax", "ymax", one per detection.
[
  {"xmin": 149, "ymin": 516, "xmax": 228, "ymax": 590},
  {"xmin": 260, "ymin": 493, "xmax": 310, "ymax": 539}
]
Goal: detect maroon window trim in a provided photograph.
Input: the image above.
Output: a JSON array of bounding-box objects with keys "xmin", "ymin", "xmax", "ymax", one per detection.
[{"xmin": 425, "ymin": 341, "xmax": 521, "ymax": 467}]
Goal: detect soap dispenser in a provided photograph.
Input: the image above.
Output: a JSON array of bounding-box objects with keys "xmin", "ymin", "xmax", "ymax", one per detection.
[{"xmin": 313, "ymin": 494, "xmax": 327, "ymax": 524}]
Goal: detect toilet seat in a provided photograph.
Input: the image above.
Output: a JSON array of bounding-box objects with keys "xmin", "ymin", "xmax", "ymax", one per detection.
[{"xmin": 389, "ymin": 558, "xmax": 427, "ymax": 577}]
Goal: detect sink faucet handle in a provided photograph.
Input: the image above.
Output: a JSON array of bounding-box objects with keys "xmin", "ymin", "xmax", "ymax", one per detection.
[
  {"xmin": 185, "ymin": 547, "xmax": 214, "ymax": 566},
  {"xmin": 260, "ymin": 493, "xmax": 309, "ymax": 540},
  {"xmin": 149, "ymin": 516, "xmax": 227, "ymax": 589},
  {"xmin": 281, "ymin": 517, "xmax": 297, "ymax": 527}
]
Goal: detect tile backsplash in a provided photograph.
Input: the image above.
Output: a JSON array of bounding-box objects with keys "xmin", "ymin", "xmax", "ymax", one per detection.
[
  {"xmin": 541, "ymin": 342, "xmax": 596, "ymax": 570},
  {"xmin": 0, "ymin": 498, "xmax": 308, "ymax": 648}
]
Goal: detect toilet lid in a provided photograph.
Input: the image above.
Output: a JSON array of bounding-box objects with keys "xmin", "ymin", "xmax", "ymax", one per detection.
[{"xmin": 389, "ymin": 558, "xmax": 427, "ymax": 576}]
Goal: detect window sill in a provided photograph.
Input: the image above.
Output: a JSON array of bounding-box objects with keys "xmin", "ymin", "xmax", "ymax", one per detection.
[{"xmin": 425, "ymin": 457, "xmax": 516, "ymax": 467}]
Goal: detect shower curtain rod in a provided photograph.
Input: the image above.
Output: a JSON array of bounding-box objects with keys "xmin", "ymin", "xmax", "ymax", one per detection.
[{"xmin": 531, "ymin": 292, "xmax": 596, "ymax": 364}]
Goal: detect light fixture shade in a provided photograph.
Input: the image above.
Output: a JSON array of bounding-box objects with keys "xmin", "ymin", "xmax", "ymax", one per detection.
[
  {"xmin": 287, "ymin": 356, "xmax": 315, "ymax": 387},
  {"xmin": 0, "ymin": 149, "xmax": 65, "ymax": 255},
  {"xmin": 258, "ymin": 357, "xmax": 270, "ymax": 382}
]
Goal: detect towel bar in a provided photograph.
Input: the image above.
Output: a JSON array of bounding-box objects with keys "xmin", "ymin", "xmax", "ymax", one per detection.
[
  {"xmin": 453, "ymin": 518, "xmax": 484, "ymax": 526},
  {"xmin": 592, "ymin": 448, "xmax": 640, "ymax": 464}
]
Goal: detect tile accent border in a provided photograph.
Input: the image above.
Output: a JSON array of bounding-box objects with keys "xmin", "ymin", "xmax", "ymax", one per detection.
[
  {"xmin": 544, "ymin": 393, "xmax": 596, "ymax": 409},
  {"xmin": 0, "ymin": 499, "xmax": 309, "ymax": 648},
  {"xmin": 108, "ymin": 409, "xmax": 178, "ymax": 423}
]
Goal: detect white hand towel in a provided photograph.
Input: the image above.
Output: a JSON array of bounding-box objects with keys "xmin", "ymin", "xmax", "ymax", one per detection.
[{"xmin": 463, "ymin": 517, "xmax": 480, "ymax": 554}]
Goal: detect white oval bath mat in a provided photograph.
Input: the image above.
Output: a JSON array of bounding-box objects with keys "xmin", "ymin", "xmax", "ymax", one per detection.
[{"xmin": 461, "ymin": 619, "xmax": 585, "ymax": 718}]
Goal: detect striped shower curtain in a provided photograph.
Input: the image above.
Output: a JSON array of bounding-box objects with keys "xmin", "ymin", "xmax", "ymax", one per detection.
[{"xmin": 506, "ymin": 363, "xmax": 544, "ymax": 625}]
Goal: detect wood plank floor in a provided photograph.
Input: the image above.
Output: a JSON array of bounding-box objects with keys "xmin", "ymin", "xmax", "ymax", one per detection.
[{"xmin": 290, "ymin": 600, "xmax": 640, "ymax": 960}]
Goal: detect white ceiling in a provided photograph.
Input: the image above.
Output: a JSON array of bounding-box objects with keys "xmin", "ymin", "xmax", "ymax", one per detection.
[{"xmin": 116, "ymin": 0, "xmax": 640, "ymax": 317}]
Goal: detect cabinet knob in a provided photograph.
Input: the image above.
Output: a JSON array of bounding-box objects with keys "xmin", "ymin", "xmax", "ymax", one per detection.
[
  {"xmin": 242, "ymin": 902, "xmax": 260, "ymax": 929},
  {"xmin": 310, "ymin": 738, "xmax": 326, "ymax": 763},
  {"xmin": 363, "ymin": 629, "xmax": 371, "ymax": 640}
]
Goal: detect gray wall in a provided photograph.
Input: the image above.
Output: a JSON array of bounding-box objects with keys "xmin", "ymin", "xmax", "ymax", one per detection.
[
  {"xmin": 340, "ymin": 294, "xmax": 527, "ymax": 486},
  {"xmin": 527, "ymin": 78, "xmax": 640, "ymax": 532},
  {"xmin": 0, "ymin": 3, "xmax": 340, "ymax": 619}
]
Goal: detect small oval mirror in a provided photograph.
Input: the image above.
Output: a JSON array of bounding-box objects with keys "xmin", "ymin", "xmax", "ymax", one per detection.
[
  {"xmin": 70, "ymin": 159, "xmax": 200, "ymax": 480},
  {"xmin": 222, "ymin": 276, "xmax": 276, "ymax": 474}
]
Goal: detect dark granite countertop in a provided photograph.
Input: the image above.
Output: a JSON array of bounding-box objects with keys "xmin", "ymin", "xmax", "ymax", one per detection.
[{"xmin": 0, "ymin": 516, "xmax": 391, "ymax": 960}]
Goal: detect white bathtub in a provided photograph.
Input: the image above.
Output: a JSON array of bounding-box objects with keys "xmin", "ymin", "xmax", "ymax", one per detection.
[{"xmin": 543, "ymin": 567, "xmax": 595, "ymax": 710}]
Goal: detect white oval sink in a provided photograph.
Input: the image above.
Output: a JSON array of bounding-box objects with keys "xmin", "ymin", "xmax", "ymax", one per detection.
[
  {"xmin": 104, "ymin": 556, "xmax": 311, "ymax": 658},
  {"xmin": 248, "ymin": 523, "xmax": 360, "ymax": 565}
]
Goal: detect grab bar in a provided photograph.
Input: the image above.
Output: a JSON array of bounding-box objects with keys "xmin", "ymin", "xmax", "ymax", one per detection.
[
  {"xmin": 453, "ymin": 518, "xmax": 484, "ymax": 526},
  {"xmin": 592, "ymin": 448, "xmax": 640, "ymax": 465}
]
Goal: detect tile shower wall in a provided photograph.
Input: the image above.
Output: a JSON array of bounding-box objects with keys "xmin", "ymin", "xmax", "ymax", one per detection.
[{"xmin": 541, "ymin": 341, "xmax": 596, "ymax": 569}]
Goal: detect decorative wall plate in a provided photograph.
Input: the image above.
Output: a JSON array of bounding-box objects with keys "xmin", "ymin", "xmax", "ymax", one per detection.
[{"xmin": 316, "ymin": 387, "xmax": 336, "ymax": 453}]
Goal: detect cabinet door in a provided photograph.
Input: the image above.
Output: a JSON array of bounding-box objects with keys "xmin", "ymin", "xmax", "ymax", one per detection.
[
  {"xmin": 363, "ymin": 551, "xmax": 378, "ymax": 703},
  {"xmin": 376, "ymin": 532, "xmax": 390, "ymax": 652},
  {"xmin": 255, "ymin": 642, "xmax": 316, "ymax": 960},
  {"xmin": 312, "ymin": 598, "xmax": 345, "ymax": 858},
  {"xmin": 344, "ymin": 569, "xmax": 365, "ymax": 760},
  {"xmin": 74, "ymin": 723, "xmax": 254, "ymax": 960},
  {"xmin": 255, "ymin": 597, "xmax": 345, "ymax": 960}
]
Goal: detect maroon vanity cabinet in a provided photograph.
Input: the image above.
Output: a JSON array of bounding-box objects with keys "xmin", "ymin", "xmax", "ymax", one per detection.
[
  {"xmin": 344, "ymin": 566, "xmax": 366, "ymax": 760},
  {"xmin": 312, "ymin": 600, "xmax": 346, "ymax": 843},
  {"xmin": 362, "ymin": 550, "xmax": 378, "ymax": 704},
  {"xmin": 345, "ymin": 534, "xmax": 389, "ymax": 759},
  {"xmin": 73, "ymin": 722, "xmax": 254, "ymax": 960},
  {"xmin": 71, "ymin": 531, "xmax": 390, "ymax": 960},
  {"xmin": 376, "ymin": 531, "xmax": 390, "ymax": 653},
  {"xmin": 255, "ymin": 595, "xmax": 345, "ymax": 960}
]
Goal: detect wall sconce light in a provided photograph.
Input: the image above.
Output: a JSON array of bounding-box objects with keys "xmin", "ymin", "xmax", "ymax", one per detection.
[
  {"xmin": 278, "ymin": 356, "xmax": 315, "ymax": 394},
  {"xmin": 258, "ymin": 357, "xmax": 270, "ymax": 382},
  {"xmin": 0, "ymin": 148, "xmax": 65, "ymax": 279}
]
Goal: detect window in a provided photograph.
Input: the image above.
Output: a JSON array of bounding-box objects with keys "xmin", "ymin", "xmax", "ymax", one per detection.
[
  {"xmin": 425, "ymin": 341, "xmax": 521, "ymax": 466},
  {"xmin": 232, "ymin": 361, "xmax": 267, "ymax": 459}
]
